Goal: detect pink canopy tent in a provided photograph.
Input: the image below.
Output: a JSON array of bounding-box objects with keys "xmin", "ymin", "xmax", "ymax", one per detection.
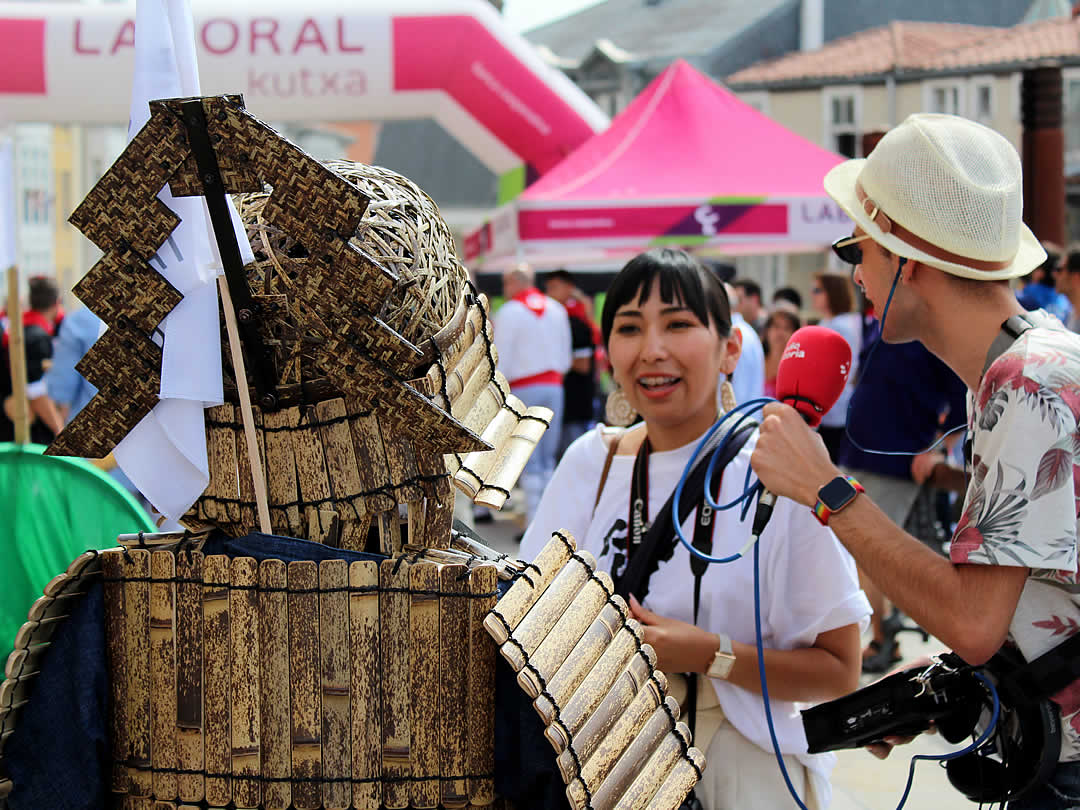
[{"xmin": 464, "ymin": 59, "xmax": 853, "ymax": 270}]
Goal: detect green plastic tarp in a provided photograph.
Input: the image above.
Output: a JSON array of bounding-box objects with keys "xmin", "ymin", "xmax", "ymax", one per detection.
[{"xmin": 0, "ymin": 442, "xmax": 156, "ymax": 648}]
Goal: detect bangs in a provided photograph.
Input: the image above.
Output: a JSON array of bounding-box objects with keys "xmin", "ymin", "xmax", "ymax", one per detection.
[{"xmin": 601, "ymin": 248, "xmax": 730, "ymax": 346}]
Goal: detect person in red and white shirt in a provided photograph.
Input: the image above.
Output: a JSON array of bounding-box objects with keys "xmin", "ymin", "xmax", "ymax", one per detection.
[{"xmin": 493, "ymin": 264, "xmax": 572, "ymax": 524}]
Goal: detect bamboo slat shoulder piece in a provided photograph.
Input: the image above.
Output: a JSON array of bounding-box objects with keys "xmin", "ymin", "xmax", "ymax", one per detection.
[{"xmin": 484, "ymin": 531, "xmax": 706, "ymax": 810}]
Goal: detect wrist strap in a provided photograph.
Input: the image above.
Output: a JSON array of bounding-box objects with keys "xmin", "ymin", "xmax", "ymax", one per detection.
[{"xmin": 812, "ymin": 475, "xmax": 864, "ymax": 526}]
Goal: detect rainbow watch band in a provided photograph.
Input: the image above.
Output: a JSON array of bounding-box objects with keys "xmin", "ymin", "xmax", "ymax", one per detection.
[{"xmin": 812, "ymin": 475, "xmax": 865, "ymax": 526}]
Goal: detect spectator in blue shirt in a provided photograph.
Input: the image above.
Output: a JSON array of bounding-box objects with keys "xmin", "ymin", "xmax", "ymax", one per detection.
[{"xmin": 1017, "ymin": 241, "xmax": 1071, "ymax": 324}]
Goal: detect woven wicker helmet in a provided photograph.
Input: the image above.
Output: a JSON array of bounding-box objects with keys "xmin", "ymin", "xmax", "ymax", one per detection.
[
  {"xmin": 186, "ymin": 159, "xmax": 533, "ymax": 546},
  {"xmin": 237, "ymin": 160, "xmax": 467, "ymax": 357}
]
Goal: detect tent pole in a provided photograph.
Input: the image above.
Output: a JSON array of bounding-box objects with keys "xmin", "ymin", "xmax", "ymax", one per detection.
[{"xmin": 5, "ymin": 266, "xmax": 29, "ymax": 444}]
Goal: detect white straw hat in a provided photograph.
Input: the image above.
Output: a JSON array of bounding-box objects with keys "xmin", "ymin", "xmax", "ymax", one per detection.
[{"xmin": 824, "ymin": 113, "xmax": 1046, "ymax": 280}]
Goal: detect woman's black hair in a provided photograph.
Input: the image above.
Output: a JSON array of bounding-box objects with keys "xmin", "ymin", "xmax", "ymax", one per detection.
[{"xmin": 600, "ymin": 248, "xmax": 732, "ymax": 347}]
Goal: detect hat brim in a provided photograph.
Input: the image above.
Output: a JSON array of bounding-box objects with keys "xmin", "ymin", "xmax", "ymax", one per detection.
[{"xmin": 824, "ymin": 159, "xmax": 1046, "ymax": 281}]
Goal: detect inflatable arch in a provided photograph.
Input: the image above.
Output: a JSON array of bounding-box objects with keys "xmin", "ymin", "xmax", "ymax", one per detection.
[{"xmin": 0, "ymin": 0, "xmax": 608, "ymax": 177}]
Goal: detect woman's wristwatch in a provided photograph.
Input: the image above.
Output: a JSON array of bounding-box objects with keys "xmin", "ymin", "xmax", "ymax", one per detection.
[
  {"xmin": 706, "ymin": 632, "xmax": 736, "ymax": 679},
  {"xmin": 812, "ymin": 475, "xmax": 864, "ymax": 526}
]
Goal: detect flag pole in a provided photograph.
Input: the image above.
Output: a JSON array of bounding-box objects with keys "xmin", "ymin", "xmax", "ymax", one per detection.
[
  {"xmin": 217, "ymin": 274, "xmax": 272, "ymax": 533},
  {"xmin": 5, "ymin": 266, "xmax": 29, "ymax": 444}
]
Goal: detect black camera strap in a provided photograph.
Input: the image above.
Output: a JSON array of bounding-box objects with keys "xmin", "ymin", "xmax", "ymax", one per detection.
[
  {"xmin": 615, "ymin": 420, "xmax": 757, "ymax": 743},
  {"xmin": 614, "ymin": 420, "xmax": 757, "ymax": 602},
  {"xmin": 997, "ymin": 632, "xmax": 1080, "ymax": 707},
  {"xmin": 965, "ymin": 313, "xmax": 1036, "ymax": 472}
]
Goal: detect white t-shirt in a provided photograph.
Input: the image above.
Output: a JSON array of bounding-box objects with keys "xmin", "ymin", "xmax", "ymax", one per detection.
[
  {"xmin": 521, "ymin": 422, "xmax": 871, "ymax": 800},
  {"xmin": 492, "ymin": 295, "xmax": 572, "ymax": 385}
]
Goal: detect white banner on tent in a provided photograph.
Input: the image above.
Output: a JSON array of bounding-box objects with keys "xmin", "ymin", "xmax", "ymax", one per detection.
[{"xmin": 784, "ymin": 197, "xmax": 851, "ymax": 244}]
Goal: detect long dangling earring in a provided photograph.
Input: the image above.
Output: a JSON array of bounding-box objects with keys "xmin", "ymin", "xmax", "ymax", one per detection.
[
  {"xmin": 605, "ymin": 385, "xmax": 637, "ymax": 427},
  {"xmin": 720, "ymin": 377, "xmax": 737, "ymax": 415}
]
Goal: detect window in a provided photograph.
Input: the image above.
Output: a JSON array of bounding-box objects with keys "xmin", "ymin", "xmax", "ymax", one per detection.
[
  {"xmin": 588, "ymin": 90, "xmax": 619, "ymax": 117},
  {"xmin": 824, "ymin": 86, "xmax": 861, "ymax": 158},
  {"xmin": 926, "ymin": 81, "xmax": 964, "ymax": 115},
  {"xmin": 972, "ymin": 80, "xmax": 994, "ymax": 126}
]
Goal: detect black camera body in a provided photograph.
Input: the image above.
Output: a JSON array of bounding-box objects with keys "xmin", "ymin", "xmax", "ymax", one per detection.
[
  {"xmin": 802, "ymin": 653, "xmax": 981, "ymax": 753},
  {"xmin": 801, "ymin": 650, "xmax": 1061, "ymax": 804}
]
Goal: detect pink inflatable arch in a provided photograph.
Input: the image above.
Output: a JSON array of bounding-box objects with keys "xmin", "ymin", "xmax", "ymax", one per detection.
[{"xmin": 0, "ymin": 0, "xmax": 607, "ymax": 175}]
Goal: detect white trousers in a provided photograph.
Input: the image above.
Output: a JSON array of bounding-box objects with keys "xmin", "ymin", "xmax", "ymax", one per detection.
[{"xmin": 671, "ymin": 674, "xmax": 821, "ymax": 810}]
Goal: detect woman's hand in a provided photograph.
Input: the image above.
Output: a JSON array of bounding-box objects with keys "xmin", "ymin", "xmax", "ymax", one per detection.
[{"xmin": 628, "ymin": 595, "xmax": 717, "ymax": 674}]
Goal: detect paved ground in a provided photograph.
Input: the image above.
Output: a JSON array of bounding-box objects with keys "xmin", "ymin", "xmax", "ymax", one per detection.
[{"xmin": 466, "ymin": 496, "xmax": 974, "ymax": 810}]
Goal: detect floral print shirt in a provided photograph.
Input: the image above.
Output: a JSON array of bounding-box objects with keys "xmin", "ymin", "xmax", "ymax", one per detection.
[{"xmin": 951, "ymin": 310, "xmax": 1080, "ymax": 760}]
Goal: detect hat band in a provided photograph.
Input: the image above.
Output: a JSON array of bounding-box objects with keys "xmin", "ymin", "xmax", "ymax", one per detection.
[{"xmin": 855, "ymin": 183, "xmax": 1014, "ymax": 272}]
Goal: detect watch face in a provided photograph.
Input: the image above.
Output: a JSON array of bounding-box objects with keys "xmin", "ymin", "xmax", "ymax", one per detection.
[{"xmin": 819, "ymin": 476, "xmax": 857, "ymax": 511}]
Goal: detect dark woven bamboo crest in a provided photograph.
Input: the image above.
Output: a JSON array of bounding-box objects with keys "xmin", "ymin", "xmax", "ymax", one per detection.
[{"xmin": 49, "ymin": 94, "xmax": 551, "ymax": 551}]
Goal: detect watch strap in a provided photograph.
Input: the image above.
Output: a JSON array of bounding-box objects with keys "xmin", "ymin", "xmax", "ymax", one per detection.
[
  {"xmin": 706, "ymin": 632, "xmax": 735, "ymax": 680},
  {"xmin": 812, "ymin": 475, "xmax": 864, "ymax": 526}
]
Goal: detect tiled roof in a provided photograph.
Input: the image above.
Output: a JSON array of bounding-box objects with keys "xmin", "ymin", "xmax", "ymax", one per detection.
[
  {"xmin": 726, "ymin": 21, "xmax": 998, "ymax": 87},
  {"xmin": 929, "ymin": 15, "xmax": 1080, "ymax": 70}
]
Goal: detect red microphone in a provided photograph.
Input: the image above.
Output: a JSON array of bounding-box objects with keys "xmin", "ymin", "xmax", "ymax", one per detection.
[
  {"xmin": 752, "ymin": 326, "xmax": 852, "ymax": 536},
  {"xmin": 774, "ymin": 325, "xmax": 853, "ymax": 428}
]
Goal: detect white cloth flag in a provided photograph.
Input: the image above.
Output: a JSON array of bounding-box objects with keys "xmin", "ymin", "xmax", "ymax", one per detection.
[
  {"xmin": 0, "ymin": 132, "xmax": 15, "ymax": 273},
  {"xmin": 113, "ymin": 0, "xmax": 254, "ymax": 521}
]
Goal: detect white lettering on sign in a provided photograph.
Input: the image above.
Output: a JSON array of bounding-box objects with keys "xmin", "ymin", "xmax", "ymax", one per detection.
[
  {"xmin": 694, "ymin": 204, "xmax": 719, "ymax": 236},
  {"xmin": 546, "ymin": 218, "xmax": 616, "ymax": 230}
]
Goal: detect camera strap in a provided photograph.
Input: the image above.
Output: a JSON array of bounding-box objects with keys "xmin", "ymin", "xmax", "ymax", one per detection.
[
  {"xmin": 614, "ymin": 420, "xmax": 757, "ymax": 602},
  {"xmin": 965, "ymin": 313, "xmax": 1037, "ymax": 472},
  {"xmin": 997, "ymin": 633, "xmax": 1080, "ymax": 707}
]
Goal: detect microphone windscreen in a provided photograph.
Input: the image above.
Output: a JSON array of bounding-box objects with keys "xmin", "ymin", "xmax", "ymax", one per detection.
[{"xmin": 774, "ymin": 325, "xmax": 852, "ymax": 427}]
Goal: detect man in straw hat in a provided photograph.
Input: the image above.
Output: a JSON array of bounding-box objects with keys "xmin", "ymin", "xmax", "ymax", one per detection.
[{"xmin": 751, "ymin": 113, "xmax": 1080, "ymax": 806}]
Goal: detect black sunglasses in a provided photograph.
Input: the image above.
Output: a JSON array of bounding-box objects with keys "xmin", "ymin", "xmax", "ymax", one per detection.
[{"xmin": 832, "ymin": 233, "xmax": 873, "ymax": 265}]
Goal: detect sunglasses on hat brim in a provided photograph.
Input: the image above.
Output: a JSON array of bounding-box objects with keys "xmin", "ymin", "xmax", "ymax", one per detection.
[{"xmin": 832, "ymin": 233, "xmax": 874, "ymax": 265}]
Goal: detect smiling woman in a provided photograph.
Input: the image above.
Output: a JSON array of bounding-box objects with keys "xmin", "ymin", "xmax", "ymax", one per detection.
[
  {"xmin": 601, "ymin": 249, "xmax": 739, "ymax": 451},
  {"xmin": 521, "ymin": 248, "xmax": 870, "ymax": 810}
]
